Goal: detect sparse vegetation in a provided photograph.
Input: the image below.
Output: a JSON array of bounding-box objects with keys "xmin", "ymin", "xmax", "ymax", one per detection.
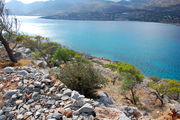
[
  {"xmin": 105, "ymin": 62, "xmax": 144, "ymax": 105},
  {"xmin": 59, "ymin": 61, "xmax": 107, "ymax": 98},
  {"xmin": 148, "ymin": 79, "xmax": 180, "ymax": 105}
]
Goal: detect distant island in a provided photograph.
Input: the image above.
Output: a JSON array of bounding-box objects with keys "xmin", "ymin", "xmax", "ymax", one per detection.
[{"xmin": 6, "ymin": 0, "xmax": 180, "ymax": 24}]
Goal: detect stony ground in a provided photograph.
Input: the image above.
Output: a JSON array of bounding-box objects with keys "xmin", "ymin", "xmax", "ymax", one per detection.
[{"xmin": 0, "ymin": 66, "xmax": 143, "ymax": 120}]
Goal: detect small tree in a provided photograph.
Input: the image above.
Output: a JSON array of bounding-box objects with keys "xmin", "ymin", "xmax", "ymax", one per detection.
[
  {"xmin": 0, "ymin": 1, "xmax": 20, "ymax": 62},
  {"xmin": 148, "ymin": 79, "xmax": 180, "ymax": 106},
  {"xmin": 59, "ymin": 61, "xmax": 107, "ymax": 98},
  {"xmin": 106, "ymin": 62, "xmax": 144, "ymax": 105},
  {"xmin": 30, "ymin": 36, "xmax": 61, "ymax": 67}
]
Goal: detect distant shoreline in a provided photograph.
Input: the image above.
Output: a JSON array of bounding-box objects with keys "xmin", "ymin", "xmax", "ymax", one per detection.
[{"xmin": 41, "ymin": 16, "xmax": 180, "ymax": 26}]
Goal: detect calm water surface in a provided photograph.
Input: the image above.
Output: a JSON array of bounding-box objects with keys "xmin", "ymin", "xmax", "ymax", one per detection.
[{"xmin": 18, "ymin": 16, "xmax": 180, "ymax": 80}]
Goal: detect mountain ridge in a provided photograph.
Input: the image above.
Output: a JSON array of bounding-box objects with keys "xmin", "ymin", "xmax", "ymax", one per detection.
[{"xmin": 6, "ymin": 0, "xmax": 180, "ymax": 23}]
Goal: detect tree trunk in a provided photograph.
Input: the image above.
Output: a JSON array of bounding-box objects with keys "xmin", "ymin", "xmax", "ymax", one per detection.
[
  {"xmin": 150, "ymin": 91, "xmax": 164, "ymax": 106},
  {"xmin": 131, "ymin": 89, "xmax": 136, "ymax": 105},
  {"xmin": 0, "ymin": 34, "xmax": 17, "ymax": 63}
]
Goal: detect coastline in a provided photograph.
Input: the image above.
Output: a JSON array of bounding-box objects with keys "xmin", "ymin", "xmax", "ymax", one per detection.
[{"xmin": 41, "ymin": 16, "xmax": 180, "ymax": 26}]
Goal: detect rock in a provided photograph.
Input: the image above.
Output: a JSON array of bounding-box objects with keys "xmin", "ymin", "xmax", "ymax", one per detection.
[
  {"xmin": 0, "ymin": 84, "xmax": 3, "ymax": 89},
  {"xmin": 63, "ymin": 89, "xmax": 72, "ymax": 96},
  {"xmin": 17, "ymin": 70, "xmax": 29, "ymax": 76},
  {"xmin": 3, "ymin": 67, "xmax": 14, "ymax": 74},
  {"xmin": 0, "ymin": 115, "xmax": 6, "ymax": 120},
  {"xmin": 24, "ymin": 48, "xmax": 31, "ymax": 54},
  {"xmin": 98, "ymin": 92, "xmax": 114, "ymax": 107},
  {"xmin": 37, "ymin": 60, "xmax": 47, "ymax": 68},
  {"xmin": 42, "ymin": 79, "xmax": 51, "ymax": 84},
  {"xmin": 14, "ymin": 52, "xmax": 24, "ymax": 60},
  {"xmin": 0, "ymin": 76, "xmax": 5, "ymax": 81},
  {"xmin": 55, "ymin": 94, "xmax": 62, "ymax": 100},
  {"xmin": 17, "ymin": 114, "xmax": 23, "ymax": 119},
  {"xmin": 121, "ymin": 106, "xmax": 142, "ymax": 119},
  {"xmin": 24, "ymin": 112, "xmax": 32, "ymax": 118},
  {"xmin": 61, "ymin": 96, "xmax": 69, "ymax": 101},
  {"xmin": 46, "ymin": 100, "xmax": 56, "ymax": 108},
  {"xmin": 73, "ymin": 100, "xmax": 85, "ymax": 107},
  {"xmin": 34, "ymin": 81, "xmax": 41, "ymax": 87},
  {"xmin": 95, "ymin": 107, "xmax": 130, "ymax": 120},
  {"xmin": 0, "ymin": 110, "xmax": 3, "ymax": 116},
  {"xmin": 15, "ymin": 100, "xmax": 23, "ymax": 105},
  {"xmin": 170, "ymin": 103, "xmax": 180, "ymax": 119},
  {"xmin": 4, "ymin": 90, "xmax": 18, "ymax": 99},
  {"xmin": 71, "ymin": 91, "xmax": 80, "ymax": 100},
  {"xmin": 76, "ymin": 103, "xmax": 94, "ymax": 114},
  {"xmin": 32, "ymin": 92, "xmax": 39, "ymax": 98},
  {"xmin": 17, "ymin": 47, "xmax": 31, "ymax": 54},
  {"xmin": 52, "ymin": 112, "xmax": 62, "ymax": 119}
]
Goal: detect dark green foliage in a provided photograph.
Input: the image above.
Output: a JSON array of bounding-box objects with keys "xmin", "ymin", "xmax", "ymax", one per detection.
[
  {"xmin": 60, "ymin": 62, "xmax": 107, "ymax": 98},
  {"xmin": 53, "ymin": 47, "xmax": 77, "ymax": 63}
]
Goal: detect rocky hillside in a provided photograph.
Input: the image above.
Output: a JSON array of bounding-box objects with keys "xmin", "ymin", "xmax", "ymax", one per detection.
[
  {"xmin": 6, "ymin": 0, "xmax": 180, "ymax": 24},
  {"xmin": 0, "ymin": 44, "xmax": 180, "ymax": 120},
  {"xmin": 0, "ymin": 65, "xmax": 145, "ymax": 120}
]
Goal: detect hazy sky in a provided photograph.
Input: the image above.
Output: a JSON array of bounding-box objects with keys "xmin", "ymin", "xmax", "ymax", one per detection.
[{"xmin": 6, "ymin": 0, "xmax": 121, "ymax": 4}]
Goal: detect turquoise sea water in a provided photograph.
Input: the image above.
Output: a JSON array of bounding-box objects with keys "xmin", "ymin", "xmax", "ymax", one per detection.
[{"xmin": 18, "ymin": 16, "xmax": 180, "ymax": 80}]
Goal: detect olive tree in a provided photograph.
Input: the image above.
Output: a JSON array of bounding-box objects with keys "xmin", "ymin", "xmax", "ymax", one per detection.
[{"xmin": 0, "ymin": 1, "xmax": 20, "ymax": 62}]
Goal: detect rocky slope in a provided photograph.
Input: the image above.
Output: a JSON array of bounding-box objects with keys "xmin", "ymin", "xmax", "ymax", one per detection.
[{"xmin": 0, "ymin": 66, "xmax": 145, "ymax": 120}]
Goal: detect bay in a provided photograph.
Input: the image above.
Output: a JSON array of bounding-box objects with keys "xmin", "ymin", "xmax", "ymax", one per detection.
[{"xmin": 18, "ymin": 16, "xmax": 180, "ymax": 80}]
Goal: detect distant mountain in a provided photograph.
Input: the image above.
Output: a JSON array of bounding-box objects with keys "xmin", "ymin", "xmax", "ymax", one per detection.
[
  {"xmin": 6, "ymin": 0, "xmax": 180, "ymax": 24},
  {"xmin": 6, "ymin": 0, "xmax": 90, "ymax": 15}
]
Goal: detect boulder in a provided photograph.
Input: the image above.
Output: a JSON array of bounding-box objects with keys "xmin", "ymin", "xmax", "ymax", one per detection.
[
  {"xmin": 94, "ymin": 107, "xmax": 130, "ymax": 120},
  {"xmin": 71, "ymin": 91, "xmax": 80, "ymax": 100},
  {"xmin": 17, "ymin": 70, "xmax": 29, "ymax": 76},
  {"xmin": 76, "ymin": 103, "xmax": 94, "ymax": 114},
  {"xmin": 170, "ymin": 103, "xmax": 180, "ymax": 119},
  {"xmin": 63, "ymin": 89, "xmax": 72, "ymax": 97},
  {"xmin": 121, "ymin": 106, "xmax": 142, "ymax": 119},
  {"xmin": 3, "ymin": 67, "xmax": 14, "ymax": 74},
  {"xmin": 98, "ymin": 92, "xmax": 114, "ymax": 107}
]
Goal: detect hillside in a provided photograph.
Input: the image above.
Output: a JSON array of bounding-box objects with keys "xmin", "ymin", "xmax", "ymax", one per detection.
[{"xmin": 6, "ymin": 0, "xmax": 180, "ymax": 23}]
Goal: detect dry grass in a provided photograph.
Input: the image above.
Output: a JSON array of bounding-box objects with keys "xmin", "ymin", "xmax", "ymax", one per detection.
[
  {"xmin": 99, "ymin": 80, "xmax": 169, "ymax": 119},
  {"xmin": 14, "ymin": 59, "xmax": 33, "ymax": 67}
]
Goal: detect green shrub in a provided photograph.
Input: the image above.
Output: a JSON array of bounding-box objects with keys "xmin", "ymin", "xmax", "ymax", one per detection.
[
  {"xmin": 104, "ymin": 63, "xmax": 118, "ymax": 71},
  {"xmin": 59, "ymin": 62, "xmax": 107, "ymax": 98},
  {"xmin": 74, "ymin": 55, "xmax": 92, "ymax": 64},
  {"xmin": 53, "ymin": 47, "xmax": 77, "ymax": 63}
]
